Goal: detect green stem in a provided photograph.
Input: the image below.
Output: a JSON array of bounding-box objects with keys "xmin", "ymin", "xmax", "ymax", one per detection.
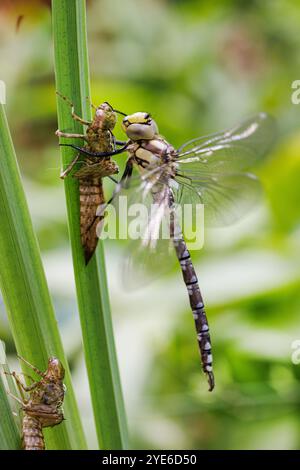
[
  {"xmin": 0, "ymin": 342, "xmax": 20, "ymax": 450},
  {"xmin": 0, "ymin": 104, "xmax": 86, "ymax": 450},
  {"xmin": 52, "ymin": 0, "xmax": 128, "ymax": 449},
  {"xmin": 0, "ymin": 374, "xmax": 20, "ymax": 450}
]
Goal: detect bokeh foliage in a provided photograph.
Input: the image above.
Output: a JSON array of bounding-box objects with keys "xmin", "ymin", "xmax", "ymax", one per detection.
[{"xmin": 0, "ymin": 0, "xmax": 300, "ymax": 449}]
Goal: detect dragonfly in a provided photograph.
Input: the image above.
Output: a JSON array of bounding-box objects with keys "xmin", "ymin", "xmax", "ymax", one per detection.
[
  {"xmin": 6, "ymin": 356, "xmax": 65, "ymax": 450},
  {"xmin": 56, "ymin": 93, "xmax": 124, "ymax": 263},
  {"xmin": 61, "ymin": 111, "xmax": 276, "ymax": 391}
]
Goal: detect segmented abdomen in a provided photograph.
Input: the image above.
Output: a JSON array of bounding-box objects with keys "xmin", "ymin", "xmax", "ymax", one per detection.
[
  {"xmin": 173, "ymin": 234, "xmax": 215, "ymax": 391},
  {"xmin": 79, "ymin": 177, "xmax": 104, "ymax": 263},
  {"xmin": 74, "ymin": 159, "xmax": 118, "ymax": 264},
  {"xmin": 22, "ymin": 415, "xmax": 44, "ymax": 450}
]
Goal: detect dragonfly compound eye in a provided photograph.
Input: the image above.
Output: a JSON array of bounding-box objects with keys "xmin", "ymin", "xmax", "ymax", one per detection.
[{"xmin": 122, "ymin": 112, "xmax": 158, "ymax": 140}]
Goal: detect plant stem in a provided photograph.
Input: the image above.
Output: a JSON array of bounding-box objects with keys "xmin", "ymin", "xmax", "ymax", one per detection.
[
  {"xmin": 52, "ymin": 0, "xmax": 128, "ymax": 449},
  {"xmin": 0, "ymin": 104, "xmax": 86, "ymax": 450},
  {"xmin": 0, "ymin": 373, "xmax": 20, "ymax": 450},
  {"xmin": 0, "ymin": 342, "xmax": 20, "ymax": 450}
]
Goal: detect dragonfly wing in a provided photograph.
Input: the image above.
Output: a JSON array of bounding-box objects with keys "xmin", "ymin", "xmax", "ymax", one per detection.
[
  {"xmin": 101, "ymin": 167, "xmax": 178, "ymax": 289},
  {"xmin": 124, "ymin": 183, "xmax": 177, "ymax": 289},
  {"xmin": 177, "ymin": 112, "xmax": 276, "ymax": 173},
  {"xmin": 122, "ymin": 225, "xmax": 177, "ymax": 290},
  {"xmin": 175, "ymin": 171, "xmax": 263, "ymax": 227}
]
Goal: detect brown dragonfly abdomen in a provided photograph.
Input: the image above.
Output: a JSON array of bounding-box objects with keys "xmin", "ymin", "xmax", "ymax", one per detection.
[
  {"xmin": 79, "ymin": 177, "xmax": 104, "ymax": 263},
  {"xmin": 22, "ymin": 415, "xmax": 45, "ymax": 450},
  {"xmin": 75, "ymin": 159, "xmax": 119, "ymax": 263}
]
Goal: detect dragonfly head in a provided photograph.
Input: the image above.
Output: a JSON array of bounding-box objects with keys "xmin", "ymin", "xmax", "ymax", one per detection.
[
  {"xmin": 122, "ymin": 112, "xmax": 158, "ymax": 140},
  {"xmin": 95, "ymin": 102, "xmax": 117, "ymax": 130},
  {"xmin": 46, "ymin": 357, "xmax": 65, "ymax": 381}
]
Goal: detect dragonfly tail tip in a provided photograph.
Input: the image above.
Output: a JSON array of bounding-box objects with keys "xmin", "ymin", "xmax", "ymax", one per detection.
[{"xmin": 207, "ymin": 371, "xmax": 215, "ymax": 392}]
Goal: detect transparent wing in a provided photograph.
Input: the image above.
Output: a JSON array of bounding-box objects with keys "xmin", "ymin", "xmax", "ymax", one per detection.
[
  {"xmin": 98, "ymin": 166, "xmax": 178, "ymax": 289},
  {"xmin": 177, "ymin": 112, "xmax": 276, "ymax": 173},
  {"xmin": 175, "ymin": 171, "xmax": 263, "ymax": 227},
  {"xmin": 121, "ymin": 205, "xmax": 177, "ymax": 290}
]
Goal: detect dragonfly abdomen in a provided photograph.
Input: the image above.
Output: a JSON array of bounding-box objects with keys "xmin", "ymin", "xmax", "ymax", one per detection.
[
  {"xmin": 173, "ymin": 237, "xmax": 214, "ymax": 391},
  {"xmin": 79, "ymin": 177, "xmax": 105, "ymax": 263},
  {"xmin": 22, "ymin": 414, "xmax": 44, "ymax": 450}
]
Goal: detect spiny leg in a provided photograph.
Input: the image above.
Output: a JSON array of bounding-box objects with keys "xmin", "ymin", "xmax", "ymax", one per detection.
[
  {"xmin": 17, "ymin": 355, "xmax": 45, "ymax": 378},
  {"xmin": 110, "ymin": 132, "xmax": 117, "ymax": 152},
  {"xmin": 13, "ymin": 374, "xmax": 27, "ymax": 401},
  {"xmin": 55, "ymin": 129, "xmax": 87, "ymax": 140},
  {"xmin": 19, "ymin": 373, "xmax": 36, "ymax": 384},
  {"xmin": 60, "ymin": 153, "xmax": 81, "ymax": 179},
  {"xmin": 7, "ymin": 390, "xmax": 24, "ymax": 406},
  {"xmin": 11, "ymin": 372, "xmax": 39, "ymax": 393},
  {"xmin": 4, "ymin": 371, "xmax": 25, "ymax": 402},
  {"xmin": 109, "ymin": 131, "xmax": 127, "ymax": 150},
  {"xmin": 56, "ymin": 91, "xmax": 91, "ymax": 125},
  {"xmin": 108, "ymin": 175, "xmax": 119, "ymax": 184},
  {"xmin": 86, "ymin": 96, "xmax": 97, "ymax": 111},
  {"xmin": 4, "ymin": 370, "xmax": 35, "ymax": 384}
]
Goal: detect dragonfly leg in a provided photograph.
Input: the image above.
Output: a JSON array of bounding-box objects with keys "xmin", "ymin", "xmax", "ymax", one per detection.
[
  {"xmin": 115, "ymin": 140, "xmax": 127, "ymax": 146},
  {"xmin": 55, "ymin": 129, "xmax": 87, "ymax": 140},
  {"xmin": 94, "ymin": 159, "xmax": 133, "ymax": 225},
  {"xmin": 109, "ymin": 131, "xmax": 127, "ymax": 151},
  {"xmin": 4, "ymin": 371, "xmax": 24, "ymax": 401},
  {"xmin": 110, "ymin": 132, "xmax": 117, "ymax": 152},
  {"xmin": 18, "ymin": 373, "xmax": 36, "ymax": 384},
  {"xmin": 108, "ymin": 175, "xmax": 119, "ymax": 184},
  {"xmin": 11, "ymin": 372, "xmax": 39, "ymax": 393},
  {"xmin": 85, "ymin": 96, "xmax": 97, "ymax": 110},
  {"xmin": 59, "ymin": 143, "xmax": 128, "ymax": 158},
  {"xmin": 106, "ymin": 157, "xmax": 133, "ymax": 204},
  {"xmin": 7, "ymin": 390, "xmax": 24, "ymax": 406},
  {"xmin": 60, "ymin": 153, "xmax": 80, "ymax": 179},
  {"xmin": 56, "ymin": 91, "xmax": 91, "ymax": 125},
  {"xmin": 17, "ymin": 355, "xmax": 45, "ymax": 378},
  {"xmin": 86, "ymin": 158, "xmax": 133, "ymax": 234}
]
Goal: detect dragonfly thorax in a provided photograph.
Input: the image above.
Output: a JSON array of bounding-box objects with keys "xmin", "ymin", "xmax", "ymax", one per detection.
[{"xmin": 129, "ymin": 138, "xmax": 177, "ymax": 176}]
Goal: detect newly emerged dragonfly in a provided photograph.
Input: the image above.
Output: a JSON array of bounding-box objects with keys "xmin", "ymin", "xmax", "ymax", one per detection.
[
  {"xmin": 56, "ymin": 93, "xmax": 123, "ymax": 263},
  {"xmin": 63, "ymin": 111, "xmax": 275, "ymax": 390},
  {"xmin": 7, "ymin": 356, "xmax": 65, "ymax": 450}
]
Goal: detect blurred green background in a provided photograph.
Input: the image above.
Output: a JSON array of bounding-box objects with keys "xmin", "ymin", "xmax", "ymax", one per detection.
[{"xmin": 1, "ymin": 0, "xmax": 300, "ymax": 449}]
